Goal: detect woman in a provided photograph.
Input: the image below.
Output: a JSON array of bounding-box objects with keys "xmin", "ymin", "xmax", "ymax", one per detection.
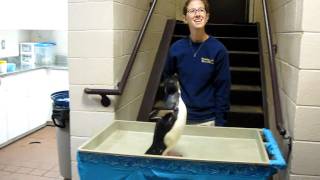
[{"xmin": 163, "ymin": 0, "xmax": 231, "ymax": 126}]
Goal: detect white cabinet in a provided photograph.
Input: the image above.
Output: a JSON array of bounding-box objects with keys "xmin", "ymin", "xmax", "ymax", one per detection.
[
  {"xmin": 0, "ymin": 31, "xmax": 20, "ymax": 58},
  {"xmin": 5, "ymin": 74, "xmax": 30, "ymax": 139},
  {"xmin": 0, "ymin": 0, "xmax": 67, "ymax": 30},
  {"xmin": 0, "ymin": 79, "xmax": 8, "ymax": 144},
  {"xmin": 25, "ymin": 70, "xmax": 51, "ymax": 130},
  {"xmin": 0, "ymin": 68, "xmax": 69, "ymax": 147}
]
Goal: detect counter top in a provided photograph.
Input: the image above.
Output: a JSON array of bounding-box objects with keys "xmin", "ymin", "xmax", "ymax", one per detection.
[{"xmin": 0, "ymin": 64, "xmax": 68, "ymax": 77}]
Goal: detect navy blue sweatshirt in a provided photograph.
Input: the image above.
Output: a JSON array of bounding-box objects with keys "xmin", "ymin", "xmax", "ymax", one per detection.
[{"xmin": 163, "ymin": 36, "xmax": 230, "ymax": 125}]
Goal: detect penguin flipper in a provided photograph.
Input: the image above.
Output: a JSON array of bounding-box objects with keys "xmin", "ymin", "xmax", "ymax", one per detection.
[{"xmin": 145, "ymin": 113, "xmax": 175, "ymax": 155}]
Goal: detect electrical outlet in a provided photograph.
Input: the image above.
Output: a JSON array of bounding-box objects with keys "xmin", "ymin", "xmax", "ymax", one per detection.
[{"xmin": 1, "ymin": 40, "xmax": 5, "ymax": 50}]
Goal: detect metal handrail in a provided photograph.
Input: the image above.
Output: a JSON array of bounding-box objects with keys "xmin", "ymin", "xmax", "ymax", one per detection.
[
  {"xmin": 261, "ymin": 0, "xmax": 291, "ymax": 145},
  {"xmin": 84, "ymin": 0, "xmax": 158, "ymax": 107}
]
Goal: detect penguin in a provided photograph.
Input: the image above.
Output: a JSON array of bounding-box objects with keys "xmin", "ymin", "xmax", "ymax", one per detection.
[
  {"xmin": 146, "ymin": 94, "xmax": 187, "ymax": 156},
  {"xmin": 153, "ymin": 76, "xmax": 179, "ymax": 110},
  {"xmin": 149, "ymin": 76, "xmax": 179, "ymax": 122}
]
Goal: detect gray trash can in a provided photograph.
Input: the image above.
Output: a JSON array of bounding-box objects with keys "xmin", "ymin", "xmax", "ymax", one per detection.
[{"xmin": 51, "ymin": 91, "xmax": 71, "ymax": 180}]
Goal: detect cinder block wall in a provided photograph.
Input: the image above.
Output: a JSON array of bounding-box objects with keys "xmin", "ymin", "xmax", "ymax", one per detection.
[
  {"xmin": 114, "ymin": 0, "xmax": 176, "ymax": 120},
  {"xmin": 255, "ymin": 0, "xmax": 320, "ymax": 179},
  {"xmin": 68, "ymin": 0, "xmax": 175, "ymax": 179}
]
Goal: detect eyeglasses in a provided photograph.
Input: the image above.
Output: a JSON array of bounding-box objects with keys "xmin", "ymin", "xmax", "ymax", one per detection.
[{"xmin": 187, "ymin": 8, "xmax": 206, "ymax": 15}]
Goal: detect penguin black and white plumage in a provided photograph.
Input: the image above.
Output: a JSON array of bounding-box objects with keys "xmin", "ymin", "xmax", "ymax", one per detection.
[
  {"xmin": 153, "ymin": 76, "xmax": 179, "ymax": 110},
  {"xmin": 146, "ymin": 94, "xmax": 187, "ymax": 155}
]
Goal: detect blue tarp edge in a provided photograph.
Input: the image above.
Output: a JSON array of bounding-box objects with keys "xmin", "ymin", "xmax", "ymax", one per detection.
[
  {"xmin": 263, "ymin": 128, "xmax": 287, "ymax": 169},
  {"xmin": 77, "ymin": 151, "xmax": 277, "ymax": 180}
]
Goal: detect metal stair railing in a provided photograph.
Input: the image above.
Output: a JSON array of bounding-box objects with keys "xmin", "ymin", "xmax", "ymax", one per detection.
[{"xmin": 261, "ymin": 0, "xmax": 292, "ymax": 157}]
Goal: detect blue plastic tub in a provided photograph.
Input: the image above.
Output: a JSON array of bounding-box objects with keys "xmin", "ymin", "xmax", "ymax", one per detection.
[{"xmin": 77, "ymin": 121, "xmax": 286, "ymax": 180}]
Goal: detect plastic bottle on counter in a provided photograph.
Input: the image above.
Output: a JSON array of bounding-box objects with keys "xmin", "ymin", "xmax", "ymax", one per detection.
[
  {"xmin": 0, "ymin": 60, "xmax": 7, "ymax": 73},
  {"xmin": 7, "ymin": 63, "xmax": 16, "ymax": 72},
  {"xmin": 35, "ymin": 42, "xmax": 56, "ymax": 65}
]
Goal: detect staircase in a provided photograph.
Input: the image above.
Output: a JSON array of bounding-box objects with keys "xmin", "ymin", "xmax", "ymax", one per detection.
[{"xmin": 171, "ymin": 22, "xmax": 265, "ymax": 128}]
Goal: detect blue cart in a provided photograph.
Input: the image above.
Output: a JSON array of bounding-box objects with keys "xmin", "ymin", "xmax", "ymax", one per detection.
[{"xmin": 77, "ymin": 121, "xmax": 286, "ymax": 180}]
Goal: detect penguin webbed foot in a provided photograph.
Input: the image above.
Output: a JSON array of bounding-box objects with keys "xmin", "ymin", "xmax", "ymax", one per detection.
[{"xmin": 145, "ymin": 147, "xmax": 164, "ymax": 155}]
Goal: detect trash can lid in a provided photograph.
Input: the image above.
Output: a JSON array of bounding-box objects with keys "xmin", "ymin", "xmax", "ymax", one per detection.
[
  {"xmin": 51, "ymin": 90, "xmax": 69, "ymax": 107},
  {"xmin": 35, "ymin": 42, "xmax": 56, "ymax": 47}
]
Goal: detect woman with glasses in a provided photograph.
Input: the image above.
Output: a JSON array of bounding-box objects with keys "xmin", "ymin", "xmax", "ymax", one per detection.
[{"xmin": 163, "ymin": 0, "xmax": 231, "ymax": 126}]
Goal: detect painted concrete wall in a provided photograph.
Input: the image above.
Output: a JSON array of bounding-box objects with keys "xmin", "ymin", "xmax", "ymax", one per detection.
[
  {"xmin": 176, "ymin": 0, "xmax": 186, "ymax": 21},
  {"xmin": 68, "ymin": 0, "xmax": 175, "ymax": 179},
  {"xmin": 254, "ymin": 0, "xmax": 320, "ymax": 179},
  {"xmin": 113, "ymin": 0, "xmax": 176, "ymax": 120}
]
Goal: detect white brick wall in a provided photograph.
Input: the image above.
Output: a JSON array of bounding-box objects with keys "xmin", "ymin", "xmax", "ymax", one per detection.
[
  {"xmin": 113, "ymin": 0, "xmax": 176, "ymax": 120},
  {"xmin": 68, "ymin": 0, "xmax": 175, "ymax": 179},
  {"xmin": 256, "ymin": 0, "xmax": 320, "ymax": 179},
  {"xmin": 68, "ymin": 1, "xmax": 115, "ymax": 179}
]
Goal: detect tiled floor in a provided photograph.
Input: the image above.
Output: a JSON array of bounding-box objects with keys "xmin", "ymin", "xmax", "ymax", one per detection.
[{"xmin": 0, "ymin": 126, "xmax": 64, "ymax": 180}]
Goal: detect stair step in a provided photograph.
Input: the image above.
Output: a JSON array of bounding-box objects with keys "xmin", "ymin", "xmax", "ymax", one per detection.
[
  {"xmin": 229, "ymin": 53, "xmax": 260, "ymax": 68},
  {"xmin": 231, "ymin": 85, "xmax": 263, "ymax": 106},
  {"xmin": 230, "ymin": 105, "xmax": 263, "ymax": 114},
  {"xmin": 226, "ymin": 113, "xmax": 265, "ymax": 128},
  {"xmin": 230, "ymin": 89, "xmax": 262, "ymax": 106},
  {"xmin": 171, "ymin": 35, "xmax": 259, "ymax": 52},
  {"xmin": 231, "ymin": 67, "xmax": 261, "ymax": 85},
  {"xmin": 218, "ymin": 38, "xmax": 259, "ymax": 52},
  {"xmin": 173, "ymin": 35, "xmax": 258, "ymax": 40},
  {"xmin": 227, "ymin": 105, "xmax": 265, "ymax": 128},
  {"xmin": 231, "ymin": 85, "xmax": 261, "ymax": 91},
  {"xmin": 230, "ymin": 67, "xmax": 260, "ymax": 72},
  {"xmin": 175, "ymin": 22, "xmax": 258, "ymax": 37},
  {"xmin": 229, "ymin": 51, "xmax": 259, "ymax": 55}
]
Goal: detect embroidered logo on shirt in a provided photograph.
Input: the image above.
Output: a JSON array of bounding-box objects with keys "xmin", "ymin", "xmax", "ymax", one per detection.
[{"xmin": 201, "ymin": 57, "xmax": 215, "ymax": 64}]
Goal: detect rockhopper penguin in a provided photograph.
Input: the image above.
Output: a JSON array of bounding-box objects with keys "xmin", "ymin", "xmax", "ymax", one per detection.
[{"xmin": 145, "ymin": 94, "xmax": 187, "ymax": 155}]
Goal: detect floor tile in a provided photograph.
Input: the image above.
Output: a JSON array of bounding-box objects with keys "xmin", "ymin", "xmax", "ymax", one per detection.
[
  {"xmin": 43, "ymin": 170, "xmax": 61, "ymax": 178},
  {"xmin": 0, "ymin": 170, "xmax": 11, "ymax": 179},
  {"xmin": 0, "ymin": 126, "xmax": 62, "ymax": 180},
  {"xmin": 29, "ymin": 169, "xmax": 48, "ymax": 176},
  {"xmin": 5, "ymin": 173, "xmax": 57, "ymax": 180},
  {"xmin": 16, "ymin": 167, "xmax": 34, "ymax": 174},
  {"xmin": 51, "ymin": 164, "xmax": 60, "ymax": 171},
  {"xmin": 2, "ymin": 165, "xmax": 20, "ymax": 173}
]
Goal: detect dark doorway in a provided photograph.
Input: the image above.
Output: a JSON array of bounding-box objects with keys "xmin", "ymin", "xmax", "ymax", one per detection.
[{"xmin": 208, "ymin": 0, "xmax": 249, "ymax": 24}]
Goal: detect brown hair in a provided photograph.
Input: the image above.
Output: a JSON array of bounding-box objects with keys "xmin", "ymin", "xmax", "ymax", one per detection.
[{"xmin": 183, "ymin": 0, "xmax": 210, "ymax": 15}]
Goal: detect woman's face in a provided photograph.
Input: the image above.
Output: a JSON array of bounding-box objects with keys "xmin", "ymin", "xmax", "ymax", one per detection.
[{"xmin": 184, "ymin": 0, "xmax": 209, "ymax": 30}]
